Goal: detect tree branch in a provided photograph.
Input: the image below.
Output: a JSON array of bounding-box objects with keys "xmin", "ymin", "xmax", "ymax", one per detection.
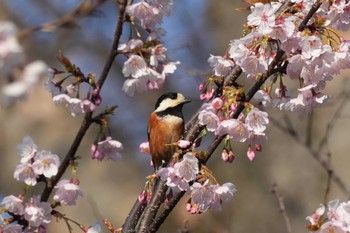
[{"xmin": 40, "ymin": 0, "xmax": 128, "ymax": 202}]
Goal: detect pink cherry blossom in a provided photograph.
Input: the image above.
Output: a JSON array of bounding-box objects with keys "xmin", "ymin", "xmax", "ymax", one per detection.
[
  {"xmin": 247, "ymin": 3, "xmax": 276, "ymax": 35},
  {"xmin": 245, "ymin": 108, "xmax": 269, "ymax": 133},
  {"xmin": 32, "ymin": 150, "xmax": 60, "ymax": 178},
  {"xmin": 91, "ymin": 137, "xmax": 123, "ymax": 161},
  {"xmin": 0, "ymin": 223, "xmax": 23, "ymax": 233},
  {"xmin": 1, "ymin": 195, "xmax": 24, "ymax": 215},
  {"xmin": 306, "ymin": 203, "xmax": 325, "ymax": 226},
  {"xmin": 122, "ymin": 77, "xmax": 148, "ymax": 96},
  {"xmin": 16, "ymin": 136, "xmax": 37, "ymax": 163},
  {"xmin": 190, "ymin": 180, "xmax": 213, "ymax": 212},
  {"xmin": 150, "ymin": 45, "xmax": 167, "ymax": 67},
  {"xmin": 215, "ymin": 119, "xmax": 249, "ymax": 142},
  {"xmin": 53, "ymin": 94, "xmax": 85, "ymax": 117},
  {"xmin": 14, "ymin": 163, "xmax": 38, "ymax": 186},
  {"xmin": 207, "ymin": 55, "xmax": 234, "ymax": 77},
  {"xmin": 162, "ymin": 61, "xmax": 180, "ymax": 75},
  {"xmin": 139, "ymin": 141, "xmax": 150, "ymax": 154},
  {"xmin": 122, "ymin": 55, "xmax": 148, "ymax": 78},
  {"xmin": 198, "ymin": 110, "xmax": 220, "ymax": 132},
  {"xmin": 212, "ymin": 97, "xmax": 223, "ymax": 110},
  {"xmin": 176, "ymin": 140, "xmax": 191, "ymax": 149},
  {"xmin": 53, "ymin": 179, "xmax": 83, "ymax": 206},
  {"xmin": 240, "ymin": 55, "xmax": 268, "ymax": 77},
  {"xmin": 173, "ymin": 154, "xmax": 199, "ymax": 182},
  {"xmin": 118, "ymin": 39, "xmax": 143, "ymax": 51},
  {"xmin": 127, "ymin": 1, "xmax": 163, "ymax": 29},
  {"xmin": 158, "ymin": 167, "xmax": 190, "ymax": 192},
  {"xmin": 299, "ymin": 36, "xmax": 323, "ymax": 59},
  {"xmin": 24, "ymin": 197, "xmax": 52, "ymax": 228},
  {"xmin": 269, "ymin": 16, "xmax": 296, "ymax": 43}
]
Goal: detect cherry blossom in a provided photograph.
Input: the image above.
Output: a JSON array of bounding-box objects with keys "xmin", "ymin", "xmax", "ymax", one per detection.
[
  {"xmin": 139, "ymin": 141, "xmax": 150, "ymax": 154},
  {"xmin": 150, "ymin": 45, "xmax": 167, "ymax": 67},
  {"xmin": 53, "ymin": 94, "xmax": 95, "ymax": 117},
  {"xmin": 16, "ymin": 136, "xmax": 37, "ymax": 163},
  {"xmin": 173, "ymin": 154, "xmax": 199, "ymax": 182},
  {"xmin": 176, "ymin": 140, "xmax": 191, "ymax": 149},
  {"xmin": 53, "ymin": 179, "xmax": 83, "ymax": 206},
  {"xmin": 189, "ymin": 180, "xmax": 236, "ymax": 213},
  {"xmin": 91, "ymin": 137, "xmax": 123, "ymax": 161},
  {"xmin": 208, "ymin": 55, "xmax": 234, "ymax": 77},
  {"xmin": 247, "ymin": 3, "xmax": 276, "ymax": 35},
  {"xmin": 118, "ymin": 39, "xmax": 143, "ymax": 51},
  {"xmin": 0, "ymin": 223, "xmax": 23, "ymax": 233},
  {"xmin": 158, "ymin": 167, "xmax": 190, "ymax": 192},
  {"xmin": 307, "ymin": 199, "xmax": 350, "ymax": 232},
  {"xmin": 122, "ymin": 55, "xmax": 148, "ymax": 78},
  {"xmin": 24, "ymin": 197, "xmax": 52, "ymax": 228},
  {"xmin": 245, "ymin": 108, "xmax": 269, "ymax": 133},
  {"xmin": 14, "ymin": 163, "xmax": 38, "ymax": 186},
  {"xmin": 32, "ymin": 150, "xmax": 60, "ymax": 178},
  {"xmin": 215, "ymin": 119, "xmax": 249, "ymax": 142},
  {"xmin": 198, "ymin": 110, "xmax": 220, "ymax": 132},
  {"xmin": 1, "ymin": 195, "xmax": 24, "ymax": 215}
]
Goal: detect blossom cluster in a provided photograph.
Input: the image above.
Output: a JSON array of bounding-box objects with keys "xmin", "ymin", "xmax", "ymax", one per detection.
[
  {"xmin": 157, "ymin": 154, "xmax": 236, "ymax": 213},
  {"xmin": 307, "ymin": 199, "xmax": 350, "ymax": 232},
  {"xmin": 1, "ymin": 195, "xmax": 52, "ymax": 231},
  {"xmin": 121, "ymin": 0, "xmax": 179, "ymax": 96},
  {"xmin": 0, "ymin": 136, "xmax": 85, "ymax": 231},
  {"xmin": 0, "ymin": 21, "xmax": 48, "ymax": 107},
  {"xmin": 45, "ymin": 67, "xmax": 98, "ymax": 117},
  {"xmin": 206, "ymin": 1, "xmax": 350, "ymax": 114},
  {"xmin": 198, "ymin": 97, "xmax": 269, "ymax": 161},
  {"xmin": 14, "ymin": 136, "xmax": 60, "ymax": 186}
]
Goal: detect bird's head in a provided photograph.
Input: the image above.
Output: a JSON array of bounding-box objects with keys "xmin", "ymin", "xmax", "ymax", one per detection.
[{"xmin": 154, "ymin": 92, "xmax": 191, "ymax": 113}]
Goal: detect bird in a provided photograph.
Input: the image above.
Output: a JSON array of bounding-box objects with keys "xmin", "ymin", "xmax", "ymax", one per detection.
[{"xmin": 148, "ymin": 92, "xmax": 191, "ymax": 170}]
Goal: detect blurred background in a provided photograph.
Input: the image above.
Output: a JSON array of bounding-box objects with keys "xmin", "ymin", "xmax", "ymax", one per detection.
[{"xmin": 1, "ymin": 0, "xmax": 350, "ymax": 232}]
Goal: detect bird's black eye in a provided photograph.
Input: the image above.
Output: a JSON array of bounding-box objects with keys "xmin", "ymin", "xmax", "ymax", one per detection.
[{"xmin": 169, "ymin": 93, "xmax": 177, "ymax": 99}]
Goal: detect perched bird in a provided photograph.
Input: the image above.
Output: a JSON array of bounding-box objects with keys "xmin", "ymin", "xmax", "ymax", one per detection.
[{"xmin": 148, "ymin": 92, "xmax": 191, "ymax": 170}]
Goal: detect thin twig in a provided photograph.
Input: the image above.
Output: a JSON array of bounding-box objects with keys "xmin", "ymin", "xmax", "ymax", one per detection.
[
  {"xmin": 323, "ymin": 153, "xmax": 332, "ymax": 205},
  {"xmin": 269, "ymin": 116, "xmax": 349, "ymax": 194},
  {"xmin": 17, "ymin": 0, "xmax": 107, "ymax": 40},
  {"xmin": 271, "ymin": 183, "xmax": 293, "ymax": 233},
  {"xmin": 317, "ymin": 91, "xmax": 350, "ymax": 154}
]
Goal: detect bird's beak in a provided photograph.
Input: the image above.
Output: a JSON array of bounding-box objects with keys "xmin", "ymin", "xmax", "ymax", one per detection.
[{"xmin": 183, "ymin": 98, "xmax": 191, "ymax": 104}]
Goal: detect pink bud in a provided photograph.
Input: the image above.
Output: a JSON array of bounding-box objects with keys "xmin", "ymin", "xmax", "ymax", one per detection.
[
  {"xmin": 199, "ymin": 82, "xmax": 206, "ymax": 91},
  {"xmin": 139, "ymin": 141, "xmax": 150, "ymax": 154},
  {"xmin": 177, "ymin": 140, "xmax": 191, "ymax": 149},
  {"xmin": 255, "ymin": 144, "xmax": 262, "ymax": 152},
  {"xmin": 212, "ymin": 97, "xmax": 223, "ymax": 110},
  {"xmin": 138, "ymin": 190, "xmax": 146, "ymax": 203},
  {"xmin": 247, "ymin": 145, "xmax": 255, "ymax": 161}
]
